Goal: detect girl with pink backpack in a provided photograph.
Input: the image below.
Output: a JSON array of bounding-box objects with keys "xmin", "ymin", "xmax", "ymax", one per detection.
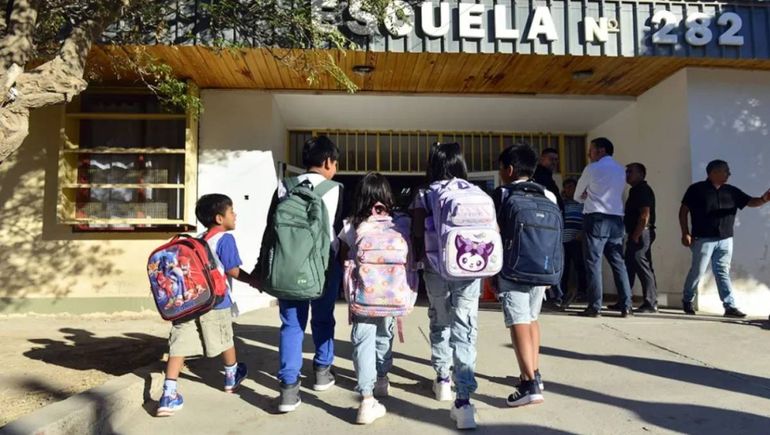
[
  {"xmin": 339, "ymin": 173, "xmax": 417, "ymax": 425},
  {"xmin": 410, "ymin": 143, "xmax": 501, "ymax": 430}
]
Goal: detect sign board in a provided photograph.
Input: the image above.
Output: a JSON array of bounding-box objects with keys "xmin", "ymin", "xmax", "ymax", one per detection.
[{"xmin": 312, "ymin": 0, "xmax": 770, "ymax": 59}]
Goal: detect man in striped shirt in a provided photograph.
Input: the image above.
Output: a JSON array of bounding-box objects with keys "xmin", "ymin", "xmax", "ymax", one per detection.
[{"xmin": 557, "ymin": 178, "xmax": 587, "ymax": 309}]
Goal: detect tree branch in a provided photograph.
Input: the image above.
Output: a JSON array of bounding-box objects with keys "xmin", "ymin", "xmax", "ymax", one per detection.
[{"xmin": 0, "ymin": 0, "xmax": 39, "ymax": 71}]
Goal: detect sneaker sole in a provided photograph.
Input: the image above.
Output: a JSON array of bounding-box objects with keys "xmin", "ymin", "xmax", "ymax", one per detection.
[
  {"xmin": 156, "ymin": 405, "xmax": 183, "ymax": 417},
  {"xmin": 356, "ymin": 410, "xmax": 386, "ymax": 424},
  {"xmin": 313, "ymin": 379, "xmax": 335, "ymax": 391},
  {"xmin": 277, "ymin": 399, "xmax": 302, "ymax": 413},
  {"xmin": 506, "ymin": 394, "xmax": 544, "ymax": 408},
  {"xmin": 450, "ymin": 413, "xmax": 477, "ymax": 430}
]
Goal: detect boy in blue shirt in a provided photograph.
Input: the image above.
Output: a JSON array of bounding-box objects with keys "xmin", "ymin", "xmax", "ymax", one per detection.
[{"xmin": 157, "ymin": 194, "xmax": 254, "ymax": 417}]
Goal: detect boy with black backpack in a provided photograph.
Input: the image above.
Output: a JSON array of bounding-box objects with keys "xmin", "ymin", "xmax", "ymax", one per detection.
[
  {"xmin": 494, "ymin": 144, "xmax": 562, "ymax": 408},
  {"xmin": 255, "ymin": 136, "xmax": 343, "ymax": 413}
]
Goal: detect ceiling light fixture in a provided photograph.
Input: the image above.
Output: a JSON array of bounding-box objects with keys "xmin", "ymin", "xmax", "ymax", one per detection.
[
  {"xmin": 352, "ymin": 65, "xmax": 375, "ymax": 75},
  {"xmin": 572, "ymin": 69, "xmax": 594, "ymax": 80}
]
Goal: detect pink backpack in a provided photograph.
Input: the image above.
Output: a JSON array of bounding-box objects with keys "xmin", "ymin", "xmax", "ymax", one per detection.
[
  {"xmin": 344, "ymin": 207, "xmax": 417, "ymax": 319},
  {"xmin": 424, "ymin": 178, "xmax": 503, "ymax": 280}
]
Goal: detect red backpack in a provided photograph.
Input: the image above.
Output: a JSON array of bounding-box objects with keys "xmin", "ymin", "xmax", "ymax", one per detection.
[{"xmin": 147, "ymin": 229, "xmax": 228, "ymax": 321}]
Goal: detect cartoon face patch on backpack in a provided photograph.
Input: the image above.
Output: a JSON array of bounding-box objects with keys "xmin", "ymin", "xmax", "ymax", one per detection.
[{"xmin": 424, "ymin": 178, "xmax": 503, "ymax": 280}]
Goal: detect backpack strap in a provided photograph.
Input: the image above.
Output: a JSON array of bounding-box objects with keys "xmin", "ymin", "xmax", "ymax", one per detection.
[
  {"xmin": 283, "ymin": 176, "xmax": 301, "ymax": 191},
  {"xmin": 314, "ymin": 180, "xmax": 339, "ymax": 198},
  {"xmin": 201, "ymin": 226, "xmax": 224, "ymax": 242}
]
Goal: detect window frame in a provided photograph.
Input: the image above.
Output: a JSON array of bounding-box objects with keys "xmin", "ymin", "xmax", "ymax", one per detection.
[{"xmin": 56, "ymin": 84, "xmax": 199, "ymax": 232}]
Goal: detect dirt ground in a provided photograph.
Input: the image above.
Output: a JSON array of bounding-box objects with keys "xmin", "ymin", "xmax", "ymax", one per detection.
[{"xmin": 0, "ymin": 311, "xmax": 169, "ymax": 427}]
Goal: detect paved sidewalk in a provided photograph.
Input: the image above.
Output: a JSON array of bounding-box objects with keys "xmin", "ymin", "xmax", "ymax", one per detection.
[{"xmin": 118, "ymin": 304, "xmax": 770, "ymax": 435}]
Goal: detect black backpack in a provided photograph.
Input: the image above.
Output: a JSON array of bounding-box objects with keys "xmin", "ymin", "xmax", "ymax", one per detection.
[{"xmin": 498, "ymin": 182, "xmax": 564, "ymax": 286}]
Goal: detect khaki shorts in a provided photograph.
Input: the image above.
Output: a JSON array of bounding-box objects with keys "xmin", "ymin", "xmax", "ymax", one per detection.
[{"xmin": 169, "ymin": 308, "xmax": 234, "ymax": 358}]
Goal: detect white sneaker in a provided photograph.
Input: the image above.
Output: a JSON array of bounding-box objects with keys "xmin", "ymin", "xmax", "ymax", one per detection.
[
  {"xmin": 356, "ymin": 398, "xmax": 386, "ymax": 424},
  {"xmin": 374, "ymin": 376, "xmax": 390, "ymax": 398},
  {"xmin": 450, "ymin": 403, "xmax": 477, "ymax": 430},
  {"xmin": 433, "ymin": 378, "xmax": 453, "ymax": 401}
]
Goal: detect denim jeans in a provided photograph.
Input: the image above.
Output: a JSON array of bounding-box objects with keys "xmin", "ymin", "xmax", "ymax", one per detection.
[
  {"xmin": 277, "ymin": 257, "xmax": 342, "ymax": 385},
  {"xmin": 555, "ymin": 240, "xmax": 587, "ymax": 303},
  {"xmin": 351, "ymin": 316, "xmax": 394, "ymax": 396},
  {"xmin": 682, "ymin": 237, "xmax": 737, "ymax": 309},
  {"xmin": 423, "ymin": 270, "xmax": 480, "ymax": 400},
  {"xmin": 583, "ymin": 213, "xmax": 633, "ymax": 311}
]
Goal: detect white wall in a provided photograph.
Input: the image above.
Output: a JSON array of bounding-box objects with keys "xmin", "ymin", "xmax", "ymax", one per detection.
[
  {"xmin": 588, "ymin": 70, "xmax": 692, "ymax": 308},
  {"xmin": 687, "ymin": 69, "xmax": 770, "ymax": 315},
  {"xmin": 199, "ymin": 90, "xmax": 287, "ymax": 312}
]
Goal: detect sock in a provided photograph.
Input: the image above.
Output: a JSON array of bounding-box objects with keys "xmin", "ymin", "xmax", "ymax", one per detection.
[
  {"xmin": 454, "ymin": 398, "xmax": 470, "ymax": 409},
  {"xmin": 225, "ymin": 363, "xmax": 238, "ymax": 378},
  {"xmin": 163, "ymin": 379, "xmax": 178, "ymax": 397}
]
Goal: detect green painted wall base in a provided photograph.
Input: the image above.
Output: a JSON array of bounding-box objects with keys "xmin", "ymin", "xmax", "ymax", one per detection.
[{"xmin": 0, "ymin": 297, "xmax": 158, "ymax": 315}]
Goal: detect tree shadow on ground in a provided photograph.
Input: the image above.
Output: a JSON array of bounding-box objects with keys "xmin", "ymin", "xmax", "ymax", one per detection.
[
  {"xmin": 23, "ymin": 328, "xmax": 166, "ymax": 376},
  {"xmin": 540, "ymin": 346, "xmax": 770, "ymax": 400},
  {"xmin": 546, "ymin": 380, "xmax": 770, "ymax": 435}
]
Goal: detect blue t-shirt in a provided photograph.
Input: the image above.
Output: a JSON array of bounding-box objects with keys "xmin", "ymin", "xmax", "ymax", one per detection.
[{"xmin": 214, "ymin": 233, "xmax": 242, "ymax": 310}]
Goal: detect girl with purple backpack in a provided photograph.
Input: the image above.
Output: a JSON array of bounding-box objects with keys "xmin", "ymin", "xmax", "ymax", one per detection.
[
  {"xmin": 339, "ymin": 173, "xmax": 417, "ymax": 425},
  {"xmin": 410, "ymin": 143, "xmax": 500, "ymax": 430}
]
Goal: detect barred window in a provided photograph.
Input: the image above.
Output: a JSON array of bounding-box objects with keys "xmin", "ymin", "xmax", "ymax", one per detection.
[{"xmin": 57, "ymin": 87, "xmax": 199, "ymax": 231}]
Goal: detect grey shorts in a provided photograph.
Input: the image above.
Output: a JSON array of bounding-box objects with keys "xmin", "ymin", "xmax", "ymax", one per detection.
[
  {"xmin": 497, "ymin": 278, "xmax": 547, "ymax": 327},
  {"xmin": 169, "ymin": 308, "xmax": 234, "ymax": 358}
]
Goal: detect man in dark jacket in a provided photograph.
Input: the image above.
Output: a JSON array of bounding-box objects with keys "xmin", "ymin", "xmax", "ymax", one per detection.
[{"xmin": 533, "ymin": 148, "xmax": 564, "ymax": 211}]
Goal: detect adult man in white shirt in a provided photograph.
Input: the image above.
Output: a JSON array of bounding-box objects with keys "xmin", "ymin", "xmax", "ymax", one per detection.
[{"xmin": 574, "ymin": 138, "xmax": 633, "ymax": 317}]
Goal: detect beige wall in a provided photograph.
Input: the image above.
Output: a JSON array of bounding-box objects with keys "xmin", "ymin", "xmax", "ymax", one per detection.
[
  {"xmin": 588, "ymin": 70, "xmax": 692, "ymax": 308},
  {"xmin": 686, "ymin": 68, "xmax": 770, "ymax": 315},
  {"xmin": 0, "ymin": 106, "xmax": 175, "ymax": 312}
]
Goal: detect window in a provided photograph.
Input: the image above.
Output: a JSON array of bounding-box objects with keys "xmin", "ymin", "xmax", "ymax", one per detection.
[
  {"xmin": 57, "ymin": 86, "xmax": 199, "ymax": 231},
  {"xmin": 288, "ymin": 130, "xmax": 586, "ymax": 177}
]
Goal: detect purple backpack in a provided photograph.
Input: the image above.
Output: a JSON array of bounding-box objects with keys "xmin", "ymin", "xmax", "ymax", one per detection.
[{"xmin": 424, "ymin": 178, "xmax": 503, "ymax": 280}]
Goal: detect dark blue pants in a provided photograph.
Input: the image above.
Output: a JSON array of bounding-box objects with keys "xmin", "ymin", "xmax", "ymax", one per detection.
[
  {"xmin": 583, "ymin": 213, "xmax": 632, "ymax": 312},
  {"xmin": 277, "ymin": 256, "xmax": 342, "ymax": 385}
]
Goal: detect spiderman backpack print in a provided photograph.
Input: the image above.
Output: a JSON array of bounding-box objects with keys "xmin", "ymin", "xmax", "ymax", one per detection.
[{"xmin": 147, "ymin": 228, "xmax": 228, "ymax": 321}]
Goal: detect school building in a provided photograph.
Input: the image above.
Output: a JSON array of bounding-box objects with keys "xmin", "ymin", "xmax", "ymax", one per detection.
[{"xmin": 2, "ymin": 0, "xmax": 769, "ymax": 315}]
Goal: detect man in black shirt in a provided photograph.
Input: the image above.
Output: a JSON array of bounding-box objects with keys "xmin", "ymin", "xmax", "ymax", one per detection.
[
  {"xmin": 622, "ymin": 163, "xmax": 658, "ymax": 313},
  {"xmin": 532, "ymin": 148, "xmax": 565, "ymax": 211},
  {"xmin": 679, "ymin": 160, "xmax": 770, "ymax": 318}
]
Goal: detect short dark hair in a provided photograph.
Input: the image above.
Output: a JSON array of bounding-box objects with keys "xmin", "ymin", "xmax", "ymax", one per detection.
[
  {"xmin": 349, "ymin": 172, "xmax": 395, "ymax": 228},
  {"xmin": 499, "ymin": 144, "xmax": 537, "ymax": 178},
  {"xmin": 426, "ymin": 142, "xmax": 468, "ymax": 183},
  {"xmin": 563, "ymin": 178, "xmax": 578, "ymax": 188},
  {"xmin": 590, "ymin": 137, "xmax": 615, "ymax": 156},
  {"xmin": 541, "ymin": 147, "xmax": 559, "ymax": 156},
  {"xmin": 706, "ymin": 159, "xmax": 729, "ymax": 175},
  {"xmin": 626, "ymin": 162, "xmax": 647, "ymax": 178},
  {"xmin": 302, "ymin": 136, "xmax": 340, "ymax": 169},
  {"xmin": 196, "ymin": 193, "xmax": 233, "ymax": 228}
]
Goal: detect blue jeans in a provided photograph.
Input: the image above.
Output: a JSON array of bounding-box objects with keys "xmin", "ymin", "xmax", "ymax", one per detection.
[
  {"xmin": 277, "ymin": 258, "xmax": 342, "ymax": 385},
  {"xmin": 682, "ymin": 237, "xmax": 737, "ymax": 309},
  {"xmin": 583, "ymin": 213, "xmax": 632, "ymax": 311},
  {"xmin": 351, "ymin": 316, "xmax": 394, "ymax": 396},
  {"xmin": 423, "ymin": 271, "xmax": 480, "ymax": 400}
]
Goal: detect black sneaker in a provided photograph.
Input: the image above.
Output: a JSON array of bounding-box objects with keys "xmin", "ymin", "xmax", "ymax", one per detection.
[
  {"xmin": 534, "ymin": 370, "xmax": 544, "ymax": 391},
  {"xmin": 506, "ymin": 380, "xmax": 543, "ymax": 407},
  {"xmin": 682, "ymin": 302, "xmax": 696, "ymax": 315},
  {"xmin": 620, "ymin": 308, "xmax": 634, "ymax": 318},
  {"xmin": 313, "ymin": 365, "xmax": 336, "ymax": 391},
  {"xmin": 724, "ymin": 307, "xmax": 747, "ymax": 318},
  {"xmin": 577, "ymin": 308, "xmax": 601, "ymax": 318},
  {"xmin": 277, "ymin": 381, "xmax": 301, "ymax": 413},
  {"xmin": 606, "ymin": 303, "xmax": 623, "ymax": 311},
  {"xmin": 634, "ymin": 304, "xmax": 658, "ymax": 314}
]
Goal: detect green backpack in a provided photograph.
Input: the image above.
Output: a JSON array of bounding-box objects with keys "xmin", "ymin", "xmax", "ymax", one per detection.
[{"xmin": 257, "ymin": 177, "xmax": 339, "ymax": 300}]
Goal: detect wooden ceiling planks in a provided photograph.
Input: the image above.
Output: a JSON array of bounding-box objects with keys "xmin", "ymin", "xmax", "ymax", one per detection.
[{"xmin": 87, "ymin": 45, "xmax": 770, "ymax": 96}]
